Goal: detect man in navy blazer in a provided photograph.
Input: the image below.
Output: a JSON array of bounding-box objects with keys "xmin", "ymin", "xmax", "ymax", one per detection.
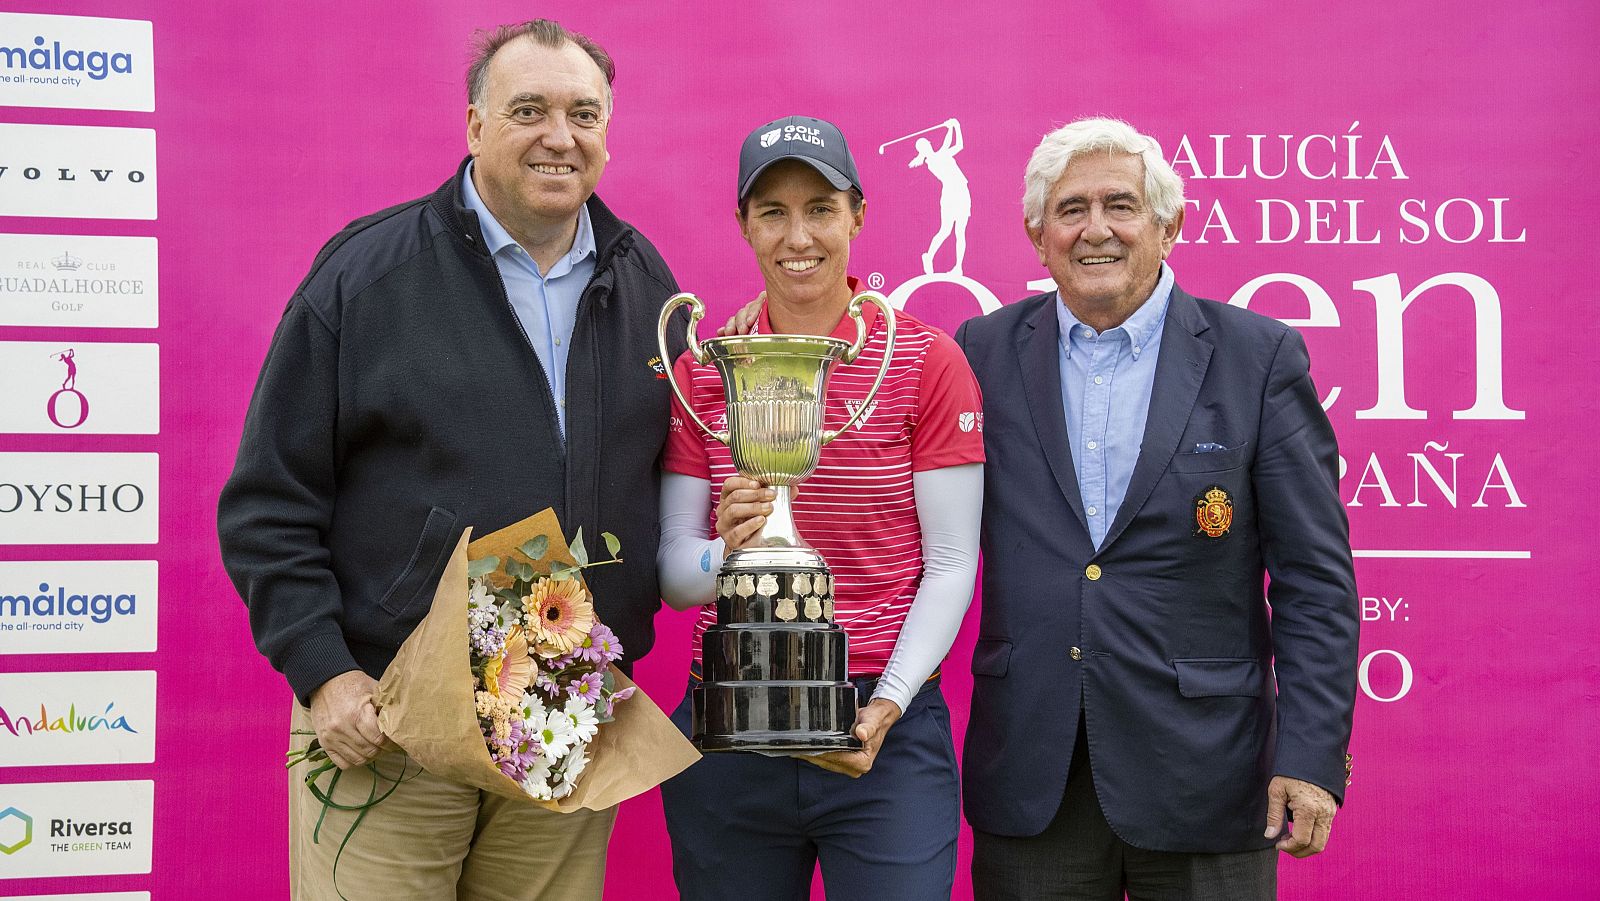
[{"xmin": 955, "ymin": 118, "xmax": 1358, "ymax": 899}]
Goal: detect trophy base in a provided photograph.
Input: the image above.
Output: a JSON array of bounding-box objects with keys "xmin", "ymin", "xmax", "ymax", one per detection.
[
  {"xmin": 694, "ymin": 556, "xmax": 860, "ymax": 753},
  {"xmin": 693, "ymin": 680, "xmax": 864, "ymax": 753}
]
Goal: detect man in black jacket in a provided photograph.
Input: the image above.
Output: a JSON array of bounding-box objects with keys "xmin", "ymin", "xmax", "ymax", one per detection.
[{"xmin": 219, "ymin": 20, "xmax": 682, "ymax": 899}]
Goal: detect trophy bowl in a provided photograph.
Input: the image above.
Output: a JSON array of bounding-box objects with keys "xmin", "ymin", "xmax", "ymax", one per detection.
[{"xmin": 659, "ymin": 292, "xmax": 896, "ymax": 752}]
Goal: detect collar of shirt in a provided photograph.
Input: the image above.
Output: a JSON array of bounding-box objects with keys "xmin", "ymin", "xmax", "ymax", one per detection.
[
  {"xmin": 1054, "ymin": 262, "xmax": 1174, "ymax": 360},
  {"xmin": 753, "ymin": 276, "xmax": 875, "ymax": 339},
  {"xmin": 462, "ymin": 161, "xmax": 595, "ymax": 277}
]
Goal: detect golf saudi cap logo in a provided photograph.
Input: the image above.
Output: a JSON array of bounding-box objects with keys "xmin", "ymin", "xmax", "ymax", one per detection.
[
  {"xmin": 760, "ymin": 128, "xmax": 782, "ymax": 148},
  {"xmin": 0, "ymin": 806, "xmax": 33, "ymax": 855}
]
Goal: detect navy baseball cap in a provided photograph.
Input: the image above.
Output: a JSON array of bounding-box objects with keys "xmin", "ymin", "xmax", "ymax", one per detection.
[{"xmin": 737, "ymin": 115, "xmax": 863, "ymax": 202}]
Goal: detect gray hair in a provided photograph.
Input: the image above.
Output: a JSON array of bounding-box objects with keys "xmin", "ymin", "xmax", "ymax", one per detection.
[
  {"xmin": 1021, "ymin": 117, "xmax": 1184, "ymax": 228},
  {"xmin": 466, "ymin": 20, "xmax": 615, "ymax": 111}
]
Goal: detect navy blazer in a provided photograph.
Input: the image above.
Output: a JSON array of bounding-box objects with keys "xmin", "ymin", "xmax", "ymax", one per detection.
[{"xmin": 954, "ymin": 285, "xmax": 1358, "ymax": 852}]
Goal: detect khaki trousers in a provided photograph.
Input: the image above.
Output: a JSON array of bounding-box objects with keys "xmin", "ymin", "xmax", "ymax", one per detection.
[{"xmin": 289, "ymin": 703, "xmax": 615, "ymax": 901}]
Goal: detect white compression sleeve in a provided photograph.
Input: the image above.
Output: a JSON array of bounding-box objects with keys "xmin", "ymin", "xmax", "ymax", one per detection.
[
  {"xmin": 872, "ymin": 463, "xmax": 984, "ymax": 714},
  {"xmin": 657, "ymin": 472, "xmax": 726, "ymax": 611}
]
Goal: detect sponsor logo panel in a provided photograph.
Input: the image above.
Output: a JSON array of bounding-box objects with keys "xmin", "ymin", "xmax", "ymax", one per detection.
[
  {"xmin": 0, "ymin": 780, "xmax": 152, "ymax": 878},
  {"xmin": 0, "ymin": 561, "xmax": 156, "ymax": 655},
  {"xmin": 0, "ymin": 13, "xmax": 153, "ymax": 112},
  {"xmin": 0, "ymin": 234, "xmax": 158, "ymax": 328},
  {"xmin": 0, "ymin": 453, "xmax": 158, "ymax": 545},
  {"xmin": 0, "ymin": 671, "xmax": 155, "ymax": 767},
  {"xmin": 0, "ymin": 124, "xmax": 156, "ymax": 220},
  {"xmin": 8, "ymin": 893, "xmax": 150, "ymax": 901},
  {"xmin": 0, "ymin": 342, "xmax": 158, "ymax": 435}
]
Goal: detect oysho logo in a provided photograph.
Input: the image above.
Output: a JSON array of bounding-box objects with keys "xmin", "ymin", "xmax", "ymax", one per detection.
[
  {"xmin": 1, "ymin": 580, "xmax": 138, "ymax": 626},
  {"xmin": 760, "ymin": 128, "xmax": 782, "ymax": 148},
  {"xmin": 0, "ymin": 35, "xmax": 134, "ymax": 83},
  {"xmin": 0, "ymin": 482, "xmax": 144, "ymax": 514},
  {"xmin": 0, "ymin": 453, "xmax": 159, "ymax": 545}
]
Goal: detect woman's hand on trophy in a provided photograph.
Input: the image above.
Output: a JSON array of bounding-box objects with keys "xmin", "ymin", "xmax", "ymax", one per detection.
[
  {"xmin": 716, "ymin": 476, "xmax": 776, "ymax": 550},
  {"xmin": 802, "ymin": 699, "xmax": 903, "ymax": 778},
  {"xmin": 716, "ymin": 292, "xmax": 765, "ymax": 337}
]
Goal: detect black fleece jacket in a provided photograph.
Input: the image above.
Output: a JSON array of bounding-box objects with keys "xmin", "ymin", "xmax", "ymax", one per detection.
[{"xmin": 219, "ymin": 158, "xmax": 686, "ymax": 705}]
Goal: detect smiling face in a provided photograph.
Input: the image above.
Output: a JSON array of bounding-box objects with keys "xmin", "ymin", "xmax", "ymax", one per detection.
[
  {"xmin": 738, "ymin": 160, "xmax": 863, "ymax": 318},
  {"xmin": 1028, "ymin": 151, "xmax": 1183, "ymax": 330},
  {"xmin": 466, "ymin": 37, "xmax": 610, "ymax": 244}
]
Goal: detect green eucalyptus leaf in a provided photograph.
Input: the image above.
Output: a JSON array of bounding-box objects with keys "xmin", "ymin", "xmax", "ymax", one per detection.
[
  {"xmin": 520, "ymin": 536, "xmax": 549, "ymax": 561},
  {"xmin": 570, "ymin": 528, "xmax": 589, "ymax": 567},
  {"xmin": 550, "ymin": 561, "xmax": 575, "ymax": 581},
  {"xmin": 602, "ymin": 531, "xmax": 622, "ymax": 559},
  {"xmin": 466, "ymin": 556, "xmax": 500, "ymax": 579}
]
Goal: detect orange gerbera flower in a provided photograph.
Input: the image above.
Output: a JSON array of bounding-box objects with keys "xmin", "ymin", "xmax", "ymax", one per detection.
[
  {"xmin": 495, "ymin": 627, "xmax": 533, "ymax": 698},
  {"xmin": 523, "ymin": 577, "xmax": 596, "ymax": 659}
]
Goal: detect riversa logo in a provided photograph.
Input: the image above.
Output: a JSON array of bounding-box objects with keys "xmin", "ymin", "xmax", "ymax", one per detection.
[
  {"xmin": 52, "ymin": 817, "xmax": 134, "ymax": 836},
  {"xmin": 0, "ymin": 581, "xmax": 138, "ymax": 624},
  {"xmin": 0, "ymin": 36, "xmax": 133, "ymax": 82},
  {"xmin": 0, "ymin": 701, "xmax": 139, "ymax": 737}
]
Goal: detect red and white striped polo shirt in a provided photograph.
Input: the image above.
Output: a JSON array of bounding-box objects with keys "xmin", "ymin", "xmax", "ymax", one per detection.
[{"xmin": 664, "ymin": 296, "xmax": 985, "ymax": 676}]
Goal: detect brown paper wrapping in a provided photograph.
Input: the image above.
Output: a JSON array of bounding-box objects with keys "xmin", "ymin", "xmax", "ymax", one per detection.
[{"xmin": 372, "ymin": 509, "xmax": 699, "ymax": 812}]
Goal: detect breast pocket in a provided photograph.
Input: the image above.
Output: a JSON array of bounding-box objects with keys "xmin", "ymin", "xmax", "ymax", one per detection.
[
  {"xmin": 1168, "ymin": 442, "xmax": 1250, "ymax": 473},
  {"xmin": 378, "ymin": 506, "xmax": 459, "ymax": 617}
]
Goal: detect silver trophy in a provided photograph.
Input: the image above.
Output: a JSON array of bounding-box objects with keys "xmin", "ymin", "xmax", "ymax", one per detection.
[{"xmin": 658, "ymin": 291, "xmax": 895, "ymax": 751}]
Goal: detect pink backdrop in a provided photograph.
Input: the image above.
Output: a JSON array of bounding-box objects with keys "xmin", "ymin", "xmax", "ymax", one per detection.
[{"xmin": 3, "ymin": 1, "xmax": 1597, "ymax": 897}]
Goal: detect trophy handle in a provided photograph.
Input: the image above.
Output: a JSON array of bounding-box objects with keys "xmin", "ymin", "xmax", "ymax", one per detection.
[
  {"xmin": 658, "ymin": 293, "xmax": 730, "ymax": 446},
  {"xmin": 823, "ymin": 291, "xmax": 896, "ymax": 445}
]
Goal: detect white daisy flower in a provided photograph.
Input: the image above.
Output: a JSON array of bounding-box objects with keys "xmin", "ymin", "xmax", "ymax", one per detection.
[
  {"xmin": 537, "ymin": 707, "xmax": 577, "ymax": 761},
  {"xmin": 563, "ymin": 697, "xmax": 600, "ymax": 743},
  {"xmin": 559, "ymin": 745, "xmax": 589, "ymax": 789},
  {"xmin": 521, "ymin": 755, "xmax": 554, "ymax": 800}
]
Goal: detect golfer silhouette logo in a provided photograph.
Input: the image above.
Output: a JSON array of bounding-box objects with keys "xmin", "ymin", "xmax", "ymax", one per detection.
[
  {"xmin": 882, "ymin": 119, "xmax": 971, "ymax": 276},
  {"xmin": 47, "ymin": 347, "xmax": 90, "ymax": 429},
  {"xmin": 877, "ymin": 118, "xmax": 1002, "ymax": 318}
]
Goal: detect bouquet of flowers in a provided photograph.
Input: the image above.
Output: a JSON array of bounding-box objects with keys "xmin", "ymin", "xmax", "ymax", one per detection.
[
  {"xmin": 290, "ymin": 510, "xmax": 697, "ymax": 816},
  {"xmin": 467, "ymin": 529, "xmax": 636, "ymax": 801}
]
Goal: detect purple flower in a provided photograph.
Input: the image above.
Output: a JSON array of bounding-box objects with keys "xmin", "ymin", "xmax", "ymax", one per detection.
[
  {"xmin": 534, "ymin": 669, "xmax": 563, "ymax": 698},
  {"xmin": 568, "ymin": 672, "xmax": 604, "ymax": 704},
  {"xmin": 491, "ymin": 719, "xmax": 543, "ymax": 781},
  {"xmin": 602, "ymin": 685, "xmax": 636, "ymax": 718},
  {"xmin": 573, "ymin": 623, "xmax": 623, "ymax": 665},
  {"xmin": 471, "ymin": 625, "xmax": 507, "ymax": 661}
]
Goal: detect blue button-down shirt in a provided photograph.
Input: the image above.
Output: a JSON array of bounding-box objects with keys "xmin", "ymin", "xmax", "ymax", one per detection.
[
  {"xmin": 463, "ymin": 162, "xmax": 596, "ymax": 437},
  {"xmin": 1056, "ymin": 263, "xmax": 1174, "ymax": 548}
]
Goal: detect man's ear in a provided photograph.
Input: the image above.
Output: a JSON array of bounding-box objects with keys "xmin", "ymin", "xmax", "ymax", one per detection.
[
  {"xmin": 850, "ymin": 199, "xmax": 866, "ymax": 240},
  {"xmin": 1160, "ymin": 207, "xmax": 1186, "ymax": 259},
  {"xmin": 1026, "ymin": 219, "xmax": 1047, "ymax": 265},
  {"xmin": 466, "ymin": 105, "xmax": 484, "ymax": 157}
]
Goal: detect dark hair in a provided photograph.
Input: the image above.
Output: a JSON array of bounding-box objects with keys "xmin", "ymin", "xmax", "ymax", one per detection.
[{"xmin": 466, "ymin": 20, "xmax": 615, "ymax": 107}]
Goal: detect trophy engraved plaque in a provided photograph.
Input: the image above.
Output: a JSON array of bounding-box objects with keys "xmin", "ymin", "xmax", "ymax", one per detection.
[{"xmin": 659, "ymin": 291, "xmax": 896, "ymax": 751}]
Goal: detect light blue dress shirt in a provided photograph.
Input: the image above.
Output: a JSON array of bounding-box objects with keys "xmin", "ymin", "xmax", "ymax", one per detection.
[
  {"xmin": 1056, "ymin": 263, "xmax": 1175, "ymax": 548},
  {"xmin": 462, "ymin": 162, "xmax": 596, "ymax": 438}
]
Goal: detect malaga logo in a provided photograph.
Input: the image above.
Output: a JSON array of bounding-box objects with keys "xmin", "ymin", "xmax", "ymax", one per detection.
[{"xmin": 0, "ymin": 35, "xmax": 134, "ymax": 82}]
